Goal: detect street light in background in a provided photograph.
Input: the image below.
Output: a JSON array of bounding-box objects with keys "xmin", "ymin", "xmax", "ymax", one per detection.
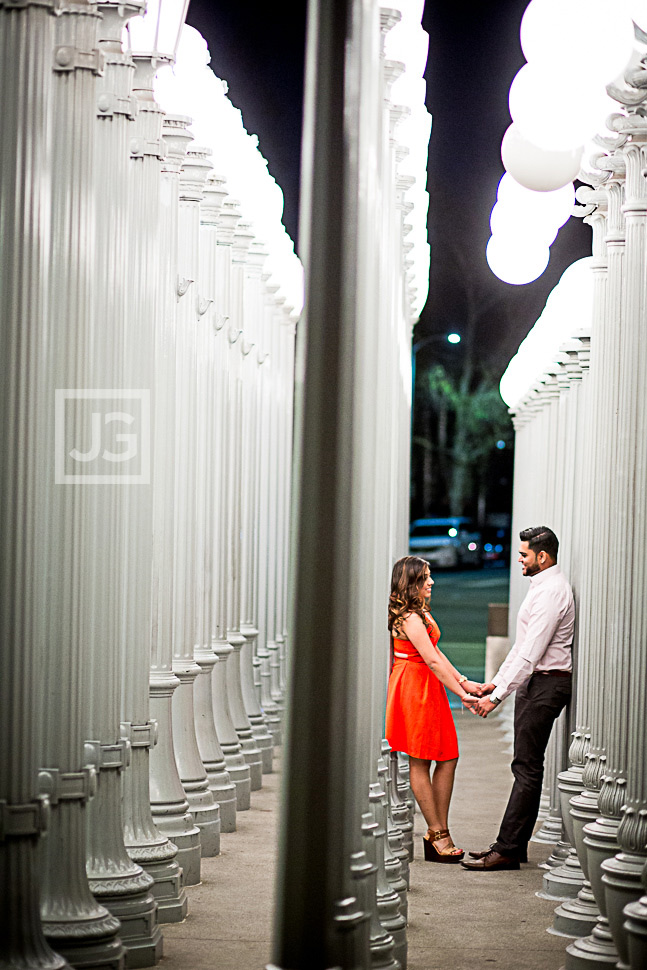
[{"xmin": 411, "ymin": 330, "xmax": 461, "ymax": 426}]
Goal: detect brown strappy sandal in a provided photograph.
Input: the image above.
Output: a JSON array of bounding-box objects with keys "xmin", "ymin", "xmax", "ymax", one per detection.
[{"xmin": 422, "ymin": 828, "xmax": 465, "ymax": 864}]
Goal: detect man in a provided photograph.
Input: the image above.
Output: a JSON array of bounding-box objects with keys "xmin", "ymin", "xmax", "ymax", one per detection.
[{"xmin": 461, "ymin": 526, "xmax": 574, "ymax": 872}]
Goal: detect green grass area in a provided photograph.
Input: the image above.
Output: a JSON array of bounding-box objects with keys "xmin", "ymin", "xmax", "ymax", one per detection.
[{"xmin": 441, "ymin": 640, "xmax": 486, "ymax": 709}]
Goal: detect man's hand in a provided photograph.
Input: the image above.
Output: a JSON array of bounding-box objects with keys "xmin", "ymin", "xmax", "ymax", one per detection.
[
  {"xmin": 474, "ymin": 697, "xmax": 498, "ymax": 718},
  {"xmin": 476, "ymin": 682, "xmax": 496, "ymax": 697}
]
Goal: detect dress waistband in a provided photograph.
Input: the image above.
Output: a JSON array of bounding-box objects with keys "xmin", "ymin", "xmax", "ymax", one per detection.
[{"xmin": 392, "ymin": 649, "xmax": 425, "ymax": 663}]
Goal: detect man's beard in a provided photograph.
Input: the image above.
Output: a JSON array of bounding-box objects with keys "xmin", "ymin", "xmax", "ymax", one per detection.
[{"xmin": 523, "ymin": 560, "xmax": 540, "ymax": 576}]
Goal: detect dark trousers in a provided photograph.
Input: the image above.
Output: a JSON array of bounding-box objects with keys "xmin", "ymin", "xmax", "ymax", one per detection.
[{"xmin": 494, "ymin": 672, "xmax": 572, "ymax": 859}]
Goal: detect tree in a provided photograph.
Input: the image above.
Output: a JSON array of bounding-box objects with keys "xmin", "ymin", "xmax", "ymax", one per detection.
[
  {"xmin": 411, "ymin": 240, "xmax": 516, "ymax": 523},
  {"xmin": 415, "ymin": 363, "xmax": 513, "ymax": 519}
]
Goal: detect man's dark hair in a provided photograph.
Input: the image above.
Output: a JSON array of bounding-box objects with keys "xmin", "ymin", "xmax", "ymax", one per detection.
[{"xmin": 520, "ymin": 526, "xmax": 559, "ymax": 561}]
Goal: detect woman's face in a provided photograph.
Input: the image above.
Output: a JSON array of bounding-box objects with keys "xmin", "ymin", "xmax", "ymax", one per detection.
[{"xmin": 419, "ymin": 569, "xmax": 434, "ymax": 601}]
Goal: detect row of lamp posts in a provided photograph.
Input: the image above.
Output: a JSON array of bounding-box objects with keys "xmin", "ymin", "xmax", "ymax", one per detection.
[
  {"xmin": 500, "ymin": 55, "xmax": 647, "ymax": 970},
  {"xmin": 0, "ymin": 0, "xmax": 300, "ymax": 966}
]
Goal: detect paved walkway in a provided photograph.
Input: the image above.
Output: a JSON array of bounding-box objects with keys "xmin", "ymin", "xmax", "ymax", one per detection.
[{"xmin": 160, "ymin": 711, "xmax": 572, "ymax": 970}]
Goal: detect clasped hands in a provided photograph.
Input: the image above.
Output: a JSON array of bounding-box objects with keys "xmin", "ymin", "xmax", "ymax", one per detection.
[{"xmin": 460, "ymin": 682, "xmax": 498, "ymax": 718}]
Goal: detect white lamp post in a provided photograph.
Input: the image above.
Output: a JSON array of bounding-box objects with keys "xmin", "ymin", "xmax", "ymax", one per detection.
[
  {"xmin": 33, "ymin": 3, "xmax": 133, "ymax": 967},
  {"xmin": 149, "ymin": 113, "xmax": 202, "ymax": 888},
  {"xmin": 1, "ymin": 1, "xmax": 86, "ymax": 967},
  {"xmin": 170, "ymin": 144, "xmax": 222, "ymax": 857},
  {"xmin": 196, "ymin": 172, "xmax": 239, "ymax": 831}
]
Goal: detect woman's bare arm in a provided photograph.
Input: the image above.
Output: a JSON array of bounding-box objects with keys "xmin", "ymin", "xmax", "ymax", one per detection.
[{"xmin": 401, "ymin": 613, "xmax": 477, "ymax": 706}]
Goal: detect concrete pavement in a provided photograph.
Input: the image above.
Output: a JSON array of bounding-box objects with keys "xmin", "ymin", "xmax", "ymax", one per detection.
[{"xmin": 159, "ymin": 710, "xmax": 572, "ymax": 970}]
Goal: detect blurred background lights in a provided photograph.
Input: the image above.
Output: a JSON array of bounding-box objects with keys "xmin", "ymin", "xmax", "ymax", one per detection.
[{"xmin": 447, "ymin": 332, "xmax": 461, "ymax": 344}]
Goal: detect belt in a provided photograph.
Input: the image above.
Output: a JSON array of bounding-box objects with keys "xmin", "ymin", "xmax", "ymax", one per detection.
[{"xmin": 536, "ymin": 669, "xmax": 571, "ymax": 678}]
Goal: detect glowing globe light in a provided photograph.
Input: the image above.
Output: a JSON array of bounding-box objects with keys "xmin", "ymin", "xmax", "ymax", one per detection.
[
  {"xmin": 391, "ymin": 74, "xmax": 427, "ymax": 112},
  {"xmin": 499, "ymin": 255, "xmax": 594, "ymax": 406},
  {"xmin": 631, "ymin": 1, "xmax": 647, "ymax": 32},
  {"xmin": 447, "ymin": 333, "xmax": 461, "ymax": 344},
  {"xmin": 126, "ymin": 0, "xmax": 189, "ymax": 61},
  {"xmin": 392, "ymin": 0, "xmax": 425, "ymax": 24},
  {"xmin": 496, "ymin": 173, "xmax": 574, "ymax": 228},
  {"xmin": 385, "ymin": 18, "xmax": 429, "ymax": 77},
  {"xmin": 486, "ymin": 233, "xmax": 550, "ymax": 285},
  {"xmin": 509, "ymin": 63, "xmax": 607, "ymax": 152},
  {"xmin": 489, "ymin": 199, "xmax": 561, "ymax": 246},
  {"xmin": 501, "ymin": 124, "xmax": 582, "ymax": 192},
  {"xmin": 519, "ymin": 0, "xmax": 635, "ymax": 88}
]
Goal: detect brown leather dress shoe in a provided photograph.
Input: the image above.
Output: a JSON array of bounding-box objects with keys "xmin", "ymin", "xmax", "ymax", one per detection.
[
  {"xmin": 461, "ymin": 849, "xmax": 520, "ymax": 871},
  {"xmin": 468, "ymin": 846, "xmax": 527, "ymax": 863}
]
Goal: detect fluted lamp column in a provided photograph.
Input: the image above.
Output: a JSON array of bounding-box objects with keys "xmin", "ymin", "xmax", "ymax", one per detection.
[
  {"xmin": 565, "ymin": 167, "xmax": 627, "ymax": 970},
  {"xmin": 226, "ymin": 219, "xmax": 264, "ymax": 792},
  {"xmin": 269, "ymin": 1, "xmax": 395, "ymax": 966},
  {"xmin": 1, "ymin": 2, "xmax": 75, "ymax": 967},
  {"xmin": 597, "ymin": 116, "xmax": 647, "ymax": 970},
  {"xmin": 239, "ymin": 240, "xmax": 275, "ymax": 775},
  {"xmin": 553, "ymin": 189, "xmax": 607, "ymax": 941},
  {"xmin": 209, "ymin": 196, "xmax": 252, "ymax": 813},
  {"xmin": 148, "ymin": 110, "xmax": 201, "ymax": 890},
  {"xmin": 266, "ymin": 290, "xmax": 289, "ymax": 735},
  {"xmin": 83, "ymin": 3, "xmax": 180, "ymax": 961},
  {"xmin": 195, "ymin": 172, "xmax": 239, "ymax": 832},
  {"xmin": 36, "ymin": 4, "xmax": 128, "ymax": 966},
  {"xmin": 257, "ymin": 280, "xmax": 285, "ymax": 747},
  {"xmin": 171, "ymin": 144, "xmax": 221, "ymax": 856},
  {"xmin": 129, "ymin": 8, "xmax": 204, "ymax": 894}
]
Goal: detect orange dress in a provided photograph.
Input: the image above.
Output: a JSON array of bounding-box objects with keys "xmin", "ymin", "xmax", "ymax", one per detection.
[{"xmin": 385, "ymin": 613, "xmax": 459, "ymax": 761}]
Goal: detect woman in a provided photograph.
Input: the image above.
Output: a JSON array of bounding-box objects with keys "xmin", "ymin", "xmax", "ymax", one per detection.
[{"xmin": 385, "ymin": 556, "xmax": 479, "ymax": 863}]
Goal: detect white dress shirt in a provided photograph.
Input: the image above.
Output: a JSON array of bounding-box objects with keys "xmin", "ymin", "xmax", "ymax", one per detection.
[{"xmin": 491, "ymin": 564, "xmax": 574, "ymax": 702}]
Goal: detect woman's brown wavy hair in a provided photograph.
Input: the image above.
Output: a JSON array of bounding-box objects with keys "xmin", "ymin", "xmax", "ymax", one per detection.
[{"xmin": 388, "ymin": 556, "xmax": 430, "ymax": 633}]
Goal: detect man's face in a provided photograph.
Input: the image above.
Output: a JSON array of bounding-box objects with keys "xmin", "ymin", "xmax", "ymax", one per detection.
[{"xmin": 518, "ymin": 541, "xmax": 541, "ymax": 576}]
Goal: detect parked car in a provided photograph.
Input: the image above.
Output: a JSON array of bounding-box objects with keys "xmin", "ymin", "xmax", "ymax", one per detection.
[{"xmin": 408, "ymin": 517, "xmax": 482, "ymax": 569}]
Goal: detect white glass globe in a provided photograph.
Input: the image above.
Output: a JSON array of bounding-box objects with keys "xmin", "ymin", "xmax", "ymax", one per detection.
[
  {"xmin": 489, "ymin": 200, "xmax": 560, "ymax": 247},
  {"xmin": 631, "ymin": 1, "xmax": 647, "ymax": 32},
  {"xmin": 486, "ymin": 233, "xmax": 550, "ymax": 285},
  {"xmin": 501, "ymin": 125, "xmax": 582, "ymax": 191},
  {"xmin": 496, "ymin": 173, "xmax": 574, "ymax": 228},
  {"xmin": 509, "ymin": 63, "xmax": 607, "ymax": 152},
  {"xmin": 391, "ymin": 74, "xmax": 427, "ymax": 112},
  {"xmin": 520, "ymin": 0, "xmax": 635, "ymax": 88}
]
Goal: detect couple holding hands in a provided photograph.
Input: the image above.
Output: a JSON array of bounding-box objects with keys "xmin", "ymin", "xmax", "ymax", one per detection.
[{"xmin": 385, "ymin": 526, "xmax": 574, "ymax": 872}]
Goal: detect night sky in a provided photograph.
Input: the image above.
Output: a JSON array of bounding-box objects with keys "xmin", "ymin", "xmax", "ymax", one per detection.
[{"xmin": 185, "ymin": 0, "xmax": 592, "ymax": 376}]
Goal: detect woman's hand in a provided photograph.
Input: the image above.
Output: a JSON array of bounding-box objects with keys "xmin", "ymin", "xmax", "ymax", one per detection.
[
  {"xmin": 460, "ymin": 692, "xmax": 479, "ymax": 711},
  {"xmin": 461, "ymin": 679, "xmax": 484, "ymax": 695}
]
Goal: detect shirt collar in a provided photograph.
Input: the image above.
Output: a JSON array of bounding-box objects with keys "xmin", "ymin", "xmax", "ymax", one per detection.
[{"xmin": 530, "ymin": 563, "xmax": 561, "ymax": 586}]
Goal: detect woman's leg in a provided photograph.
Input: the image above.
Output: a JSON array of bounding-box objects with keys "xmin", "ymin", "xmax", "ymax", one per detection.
[
  {"xmin": 430, "ymin": 758, "xmax": 458, "ymax": 833},
  {"xmin": 409, "ymin": 755, "xmax": 460, "ymax": 853}
]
